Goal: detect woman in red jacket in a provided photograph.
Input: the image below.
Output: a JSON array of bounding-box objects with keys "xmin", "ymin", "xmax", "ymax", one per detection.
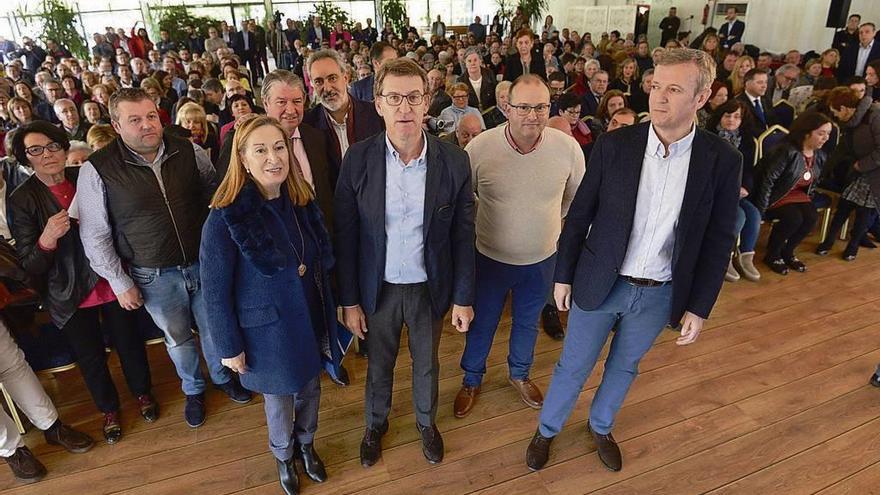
[{"xmin": 128, "ymin": 21, "xmax": 153, "ymax": 60}]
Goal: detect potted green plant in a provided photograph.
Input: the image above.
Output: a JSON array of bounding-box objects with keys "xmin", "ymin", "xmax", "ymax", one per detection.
[
  {"xmin": 15, "ymin": 0, "xmax": 88, "ymax": 59},
  {"xmin": 311, "ymin": 0, "xmax": 351, "ymax": 29},
  {"xmin": 517, "ymin": 0, "xmax": 549, "ymax": 30},
  {"xmin": 151, "ymin": 3, "xmax": 222, "ymax": 40},
  {"xmin": 381, "ymin": 0, "xmax": 407, "ymax": 37}
]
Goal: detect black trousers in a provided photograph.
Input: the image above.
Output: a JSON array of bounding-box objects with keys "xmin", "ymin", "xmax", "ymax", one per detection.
[
  {"xmin": 819, "ymin": 199, "xmax": 878, "ymax": 255},
  {"xmin": 363, "ymin": 283, "xmax": 442, "ymax": 430},
  {"xmin": 63, "ymin": 302, "xmax": 152, "ymax": 413},
  {"xmin": 765, "ymin": 202, "xmax": 819, "ymax": 261}
]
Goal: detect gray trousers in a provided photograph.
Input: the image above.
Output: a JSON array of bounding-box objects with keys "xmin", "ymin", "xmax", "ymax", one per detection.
[
  {"xmin": 263, "ymin": 375, "xmax": 321, "ymax": 462},
  {"xmin": 364, "ymin": 283, "xmax": 443, "ymax": 429}
]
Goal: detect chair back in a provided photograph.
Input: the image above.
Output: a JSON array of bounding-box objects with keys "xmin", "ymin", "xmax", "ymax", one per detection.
[
  {"xmin": 758, "ymin": 124, "xmax": 790, "ymax": 160},
  {"xmin": 773, "ymin": 99, "xmax": 795, "ymax": 128}
]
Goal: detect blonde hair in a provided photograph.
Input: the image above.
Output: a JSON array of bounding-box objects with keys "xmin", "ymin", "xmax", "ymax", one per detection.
[
  {"xmin": 728, "ymin": 55, "xmax": 754, "ymax": 95},
  {"xmin": 654, "ymin": 48, "xmax": 717, "ymax": 95},
  {"xmin": 210, "ymin": 115, "xmax": 314, "ymax": 208},
  {"xmin": 175, "ymin": 102, "xmax": 208, "ymax": 138},
  {"xmin": 86, "ymin": 124, "xmax": 118, "ymax": 150}
]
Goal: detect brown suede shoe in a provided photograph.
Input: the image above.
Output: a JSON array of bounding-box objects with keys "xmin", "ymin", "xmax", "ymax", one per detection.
[
  {"xmin": 508, "ymin": 377, "xmax": 543, "ymax": 409},
  {"xmin": 44, "ymin": 422, "xmax": 94, "ymax": 454},
  {"xmin": 4, "ymin": 446, "xmax": 46, "ymax": 483},
  {"xmin": 453, "ymin": 385, "xmax": 480, "ymax": 418},
  {"xmin": 588, "ymin": 422, "xmax": 622, "ymax": 471}
]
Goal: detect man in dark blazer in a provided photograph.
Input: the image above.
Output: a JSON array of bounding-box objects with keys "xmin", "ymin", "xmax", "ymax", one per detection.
[
  {"xmin": 580, "ymin": 70, "xmax": 609, "ymax": 118},
  {"xmin": 736, "ymin": 68, "xmax": 777, "ymax": 134},
  {"xmin": 718, "ymin": 7, "xmax": 745, "ymax": 50},
  {"xmin": 234, "ymin": 21, "xmax": 258, "ymax": 81},
  {"xmin": 350, "ymin": 42, "xmax": 398, "ymax": 102},
  {"xmin": 302, "ymin": 49, "xmax": 384, "ymax": 189},
  {"xmin": 526, "ymin": 49, "xmax": 741, "ymax": 473},
  {"xmin": 503, "ymin": 29, "xmax": 546, "ymax": 82},
  {"xmin": 335, "ymin": 58, "xmax": 475, "ymax": 468},
  {"xmin": 306, "ymin": 16, "xmax": 326, "ymax": 49},
  {"xmin": 837, "ymin": 22, "xmax": 880, "ymax": 79}
]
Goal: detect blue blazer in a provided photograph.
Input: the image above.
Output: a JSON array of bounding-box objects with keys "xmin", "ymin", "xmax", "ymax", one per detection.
[
  {"xmin": 350, "ymin": 74, "xmax": 375, "ymax": 102},
  {"xmin": 718, "ymin": 20, "xmax": 745, "ymax": 49},
  {"xmin": 199, "ymin": 182, "xmax": 347, "ymax": 395},
  {"xmin": 334, "ymin": 132, "xmax": 476, "ymax": 319},
  {"xmin": 555, "ymin": 123, "xmax": 742, "ymax": 325}
]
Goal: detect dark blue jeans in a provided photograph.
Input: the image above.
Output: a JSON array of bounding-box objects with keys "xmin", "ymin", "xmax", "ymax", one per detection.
[
  {"xmin": 459, "ymin": 252, "xmax": 556, "ymax": 387},
  {"xmin": 735, "ymin": 198, "xmax": 762, "ymax": 252}
]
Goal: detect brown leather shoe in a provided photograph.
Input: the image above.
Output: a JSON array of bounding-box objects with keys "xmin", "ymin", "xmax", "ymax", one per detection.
[
  {"xmin": 588, "ymin": 422, "xmax": 622, "ymax": 471},
  {"xmin": 4, "ymin": 446, "xmax": 46, "ymax": 483},
  {"xmin": 44, "ymin": 422, "xmax": 94, "ymax": 454},
  {"xmin": 508, "ymin": 377, "xmax": 543, "ymax": 409},
  {"xmin": 454, "ymin": 385, "xmax": 480, "ymax": 418}
]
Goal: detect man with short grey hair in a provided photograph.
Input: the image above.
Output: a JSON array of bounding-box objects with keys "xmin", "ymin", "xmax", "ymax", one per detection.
[
  {"xmin": 442, "ymin": 112, "xmax": 483, "ymax": 148},
  {"xmin": 53, "ymin": 98, "xmax": 90, "ymax": 141},
  {"xmin": 769, "ymin": 63, "xmax": 801, "ymax": 104}
]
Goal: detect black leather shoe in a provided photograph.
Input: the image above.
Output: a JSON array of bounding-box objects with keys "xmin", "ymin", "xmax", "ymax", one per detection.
[
  {"xmin": 294, "ymin": 442, "xmax": 327, "ymax": 483},
  {"xmin": 843, "ymin": 252, "xmax": 858, "ymax": 262},
  {"xmin": 765, "ymin": 258, "xmax": 789, "ymax": 275},
  {"xmin": 44, "ymin": 421, "xmax": 94, "ymax": 454},
  {"xmin": 328, "ymin": 365, "xmax": 350, "ymax": 387},
  {"xmin": 360, "ymin": 427, "xmax": 384, "ymax": 467},
  {"xmin": 356, "ymin": 338, "xmax": 368, "ymax": 357},
  {"xmin": 784, "ymin": 257, "xmax": 807, "ymax": 272},
  {"xmin": 526, "ymin": 430, "xmax": 553, "ymax": 471},
  {"xmin": 541, "ymin": 304, "xmax": 565, "ymax": 341},
  {"xmin": 417, "ymin": 423, "xmax": 444, "ymax": 464},
  {"xmin": 185, "ymin": 394, "xmax": 206, "ymax": 428},
  {"xmin": 588, "ymin": 422, "xmax": 622, "ymax": 472},
  {"xmin": 871, "ymin": 373, "xmax": 880, "ymax": 387},
  {"xmin": 215, "ymin": 377, "xmax": 252, "ymax": 404},
  {"xmin": 137, "ymin": 394, "xmax": 159, "ymax": 423},
  {"xmin": 276, "ymin": 457, "xmax": 299, "ymax": 495},
  {"xmin": 4, "ymin": 446, "xmax": 46, "ymax": 483},
  {"xmin": 815, "ymin": 244, "xmax": 831, "ymax": 256}
]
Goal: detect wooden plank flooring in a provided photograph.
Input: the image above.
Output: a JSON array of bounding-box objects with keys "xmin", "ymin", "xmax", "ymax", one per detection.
[{"xmin": 2, "ymin": 239, "xmax": 880, "ymax": 495}]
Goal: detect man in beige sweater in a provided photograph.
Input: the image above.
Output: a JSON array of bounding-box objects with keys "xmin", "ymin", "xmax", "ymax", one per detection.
[{"xmin": 454, "ymin": 74, "xmax": 586, "ymax": 418}]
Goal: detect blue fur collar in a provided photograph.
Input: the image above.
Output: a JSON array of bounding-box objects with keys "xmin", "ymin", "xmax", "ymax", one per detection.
[{"xmin": 217, "ymin": 181, "xmax": 288, "ymax": 277}]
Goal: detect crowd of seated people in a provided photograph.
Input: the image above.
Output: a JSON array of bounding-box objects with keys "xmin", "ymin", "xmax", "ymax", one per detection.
[{"xmin": 0, "ymin": 7, "xmax": 877, "ymax": 492}]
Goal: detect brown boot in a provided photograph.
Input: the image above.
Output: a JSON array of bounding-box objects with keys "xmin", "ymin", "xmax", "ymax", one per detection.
[
  {"xmin": 4, "ymin": 446, "xmax": 46, "ymax": 483},
  {"xmin": 44, "ymin": 421, "xmax": 94, "ymax": 454},
  {"xmin": 453, "ymin": 385, "xmax": 480, "ymax": 418}
]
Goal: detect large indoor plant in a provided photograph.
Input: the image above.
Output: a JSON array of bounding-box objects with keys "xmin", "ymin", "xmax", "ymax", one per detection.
[
  {"xmin": 15, "ymin": 0, "xmax": 88, "ymax": 59},
  {"xmin": 311, "ymin": 0, "xmax": 351, "ymax": 29},
  {"xmin": 381, "ymin": 0, "xmax": 407, "ymax": 36},
  {"xmin": 152, "ymin": 4, "xmax": 221, "ymax": 40}
]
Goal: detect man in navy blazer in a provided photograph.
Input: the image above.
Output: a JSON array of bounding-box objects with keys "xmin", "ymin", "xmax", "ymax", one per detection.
[
  {"xmin": 718, "ymin": 7, "xmax": 745, "ymax": 50},
  {"xmin": 526, "ymin": 49, "xmax": 741, "ymax": 473},
  {"xmin": 579, "ymin": 70, "xmax": 608, "ymax": 118},
  {"xmin": 302, "ymin": 49, "xmax": 384, "ymax": 189},
  {"xmin": 837, "ymin": 22, "xmax": 880, "ymax": 79},
  {"xmin": 335, "ymin": 58, "xmax": 475, "ymax": 467},
  {"xmin": 350, "ymin": 41, "xmax": 398, "ymax": 102}
]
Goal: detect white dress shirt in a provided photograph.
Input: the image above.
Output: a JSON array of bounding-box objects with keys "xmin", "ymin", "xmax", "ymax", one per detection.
[
  {"xmin": 327, "ymin": 109, "xmax": 350, "ymax": 157},
  {"xmin": 619, "ymin": 124, "xmax": 695, "ymax": 282},
  {"xmin": 856, "ymin": 40, "xmax": 874, "ymax": 76}
]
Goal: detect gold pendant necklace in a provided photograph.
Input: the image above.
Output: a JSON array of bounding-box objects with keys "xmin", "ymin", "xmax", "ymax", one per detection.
[{"xmin": 289, "ymin": 207, "xmax": 307, "ymax": 277}]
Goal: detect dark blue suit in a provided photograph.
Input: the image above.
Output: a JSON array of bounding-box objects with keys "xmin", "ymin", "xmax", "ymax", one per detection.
[
  {"xmin": 538, "ymin": 122, "xmax": 741, "ymax": 439},
  {"xmin": 579, "ymin": 91, "xmax": 602, "ymax": 118},
  {"xmin": 838, "ymin": 38, "xmax": 880, "ymax": 79},
  {"xmin": 350, "ymin": 74, "xmax": 375, "ymax": 102},
  {"xmin": 334, "ymin": 132, "xmax": 475, "ymax": 319},
  {"xmin": 555, "ymin": 123, "xmax": 741, "ymax": 325}
]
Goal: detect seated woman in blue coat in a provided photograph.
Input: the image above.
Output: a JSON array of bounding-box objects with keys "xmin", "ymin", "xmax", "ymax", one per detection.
[{"xmin": 200, "ymin": 115, "xmax": 347, "ymax": 495}]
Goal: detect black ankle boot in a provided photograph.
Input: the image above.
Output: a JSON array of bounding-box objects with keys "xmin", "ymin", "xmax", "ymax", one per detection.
[{"xmin": 276, "ymin": 457, "xmax": 299, "ymax": 495}]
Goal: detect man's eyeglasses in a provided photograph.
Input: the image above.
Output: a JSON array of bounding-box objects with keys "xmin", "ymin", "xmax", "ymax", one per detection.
[
  {"xmin": 379, "ymin": 92, "xmax": 427, "ymax": 106},
  {"xmin": 509, "ymin": 103, "xmax": 551, "ymax": 116},
  {"xmin": 25, "ymin": 142, "xmax": 63, "ymax": 156},
  {"xmin": 563, "ymin": 108, "xmax": 581, "ymax": 116}
]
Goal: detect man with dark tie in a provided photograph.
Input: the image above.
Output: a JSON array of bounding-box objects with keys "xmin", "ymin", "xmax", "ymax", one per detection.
[
  {"xmin": 736, "ymin": 68, "xmax": 776, "ymax": 133},
  {"xmin": 580, "ymin": 70, "xmax": 609, "ymax": 118}
]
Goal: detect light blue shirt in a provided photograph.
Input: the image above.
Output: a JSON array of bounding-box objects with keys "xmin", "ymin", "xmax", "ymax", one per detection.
[{"xmin": 383, "ymin": 133, "xmax": 428, "ymax": 284}]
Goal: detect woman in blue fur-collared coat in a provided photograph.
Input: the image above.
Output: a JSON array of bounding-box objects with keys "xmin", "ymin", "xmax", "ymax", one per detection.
[{"xmin": 199, "ymin": 116, "xmax": 347, "ymax": 495}]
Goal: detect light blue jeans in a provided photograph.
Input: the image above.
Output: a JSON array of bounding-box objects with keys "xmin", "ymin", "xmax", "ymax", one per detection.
[
  {"xmin": 130, "ymin": 262, "xmax": 231, "ymax": 395},
  {"xmin": 539, "ymin": 278, "xmax": 672, "ymax": 436}
]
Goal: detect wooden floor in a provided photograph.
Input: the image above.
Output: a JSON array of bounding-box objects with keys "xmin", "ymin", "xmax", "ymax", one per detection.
[{"xmin": 3, "ymin": 237, "xmax": 880, "ymax": 495}]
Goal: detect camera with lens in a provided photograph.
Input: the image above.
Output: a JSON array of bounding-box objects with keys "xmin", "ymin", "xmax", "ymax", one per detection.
[{"xmin": 426, "ymin": 117, "xmax": 448, "ymax": 133}]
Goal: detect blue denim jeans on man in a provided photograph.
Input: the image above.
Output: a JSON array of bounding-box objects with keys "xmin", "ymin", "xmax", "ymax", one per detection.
[
  {"xmin": 539, "ymin": 278, "xmax": 672, "ymax": 437},
  {"xmin": 129, "ymin": 262, "xmax": 231, "ymax": 395}
]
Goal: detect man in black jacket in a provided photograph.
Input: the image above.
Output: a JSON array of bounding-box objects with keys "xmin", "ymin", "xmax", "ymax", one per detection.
[
  {"xmin": 335, "ymin": 57, "xmax": 475, "ymax": 468},
  {"xmin": 77, "ymin": 88, "xmax": 251, "ymax": 429},
  {"xmin": 526, "ymin": 48, "xmax": 740, "ymax": 473},
  {"xmin": 659, "ymin": 7, "xmax": 680, "ymax": 47}
]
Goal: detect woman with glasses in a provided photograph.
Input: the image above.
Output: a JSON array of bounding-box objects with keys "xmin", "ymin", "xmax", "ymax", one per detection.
[
  {"xmin": 8, "ymin": 121, "xmax": 157, "ymax": 445},
  {"xmin": 557, "ymin": 92, "xmax": 591, "ymax": 146},
  {"xmin": 439, "ymin": 82, "xmax": 486, "ymax": 133}
]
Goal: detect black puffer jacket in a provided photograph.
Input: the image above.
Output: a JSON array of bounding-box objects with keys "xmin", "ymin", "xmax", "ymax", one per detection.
[
  {"xmin": 9, "ymin": 168, "xmax": 100, "ymax": 328},
  {"xmin": 753, "ymin": 141, "xmax": 826, "ymax": 213}
]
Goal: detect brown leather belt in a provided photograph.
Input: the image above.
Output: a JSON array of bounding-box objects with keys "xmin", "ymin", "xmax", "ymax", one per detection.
[{"xmin": 619, "ymin": 275, "xmax": 671, "ymax": 287}]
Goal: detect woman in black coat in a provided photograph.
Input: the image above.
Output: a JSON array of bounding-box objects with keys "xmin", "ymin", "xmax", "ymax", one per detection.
[
  {"xmin": 8, "ymin": 121, "xmax": 155, "ymax": 445},
  {"xmin": 458, "ymin": 47, "xmax": 497, "ymax": 111},
  {"xmin": 503, "ymin": 28, "xmax": 546, "ymax": 82},
  {"xmin": 753, "ymin": 112, "xmax": 834, "ymax": 275}
]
